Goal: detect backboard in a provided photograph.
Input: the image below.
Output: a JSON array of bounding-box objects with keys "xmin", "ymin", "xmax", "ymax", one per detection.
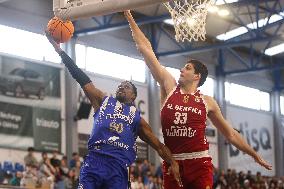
[{"xmin": 53, "ymin": 0, "xmax": 170, "ymax": 20}]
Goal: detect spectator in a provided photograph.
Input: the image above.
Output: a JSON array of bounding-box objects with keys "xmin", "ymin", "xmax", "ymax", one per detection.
[
  {"xmin": 225, "ymin": 169, "xmax": 234, "ymax": 186},
  {"xmin": 144, "ymin": 174, "xmax": 154, "ymax": 189},
  {"xmin": 9, "ymin": 171, "xmax": 23, "ymax": 186},
  {"xmin": 2, "ymin": 171, "xmax": 13, "ymax": 185},
  {"xmin": 131, "ymin": 176, "xmax": 145, "ymax": 189},
  {"xmin": 21, "ymin": 165, "xmax": 39, "ymax": 188},
  {"xmin": 24, "ymin": 147, "xmax": 39, "ymax": 168},
  {"xmin": 141, "ymin": 159, "xmax": 150, "ymax": 176},
  {"xmin": 156, "ymin": 177, "xmax": 163, "ymax": 189},
  {"xmin": 71, "ymin": 160, "xmax": 81, "ymax": 188},
  {"xmin": 243, "ymin": 179, "xmax": 252, "ymax": 189},
  {"xmin": 39, "ymin": 152, "xmax": 56, "ymax": 189},
  {"xmin": 65, "ymin": 169, "xmax": 77, "ymax": 189},
  {"xmin": 50, "ymin": 150, "xmax": 61, "ymax": 168},
  {"xmin": 69, "ymin": 152, "xmax": 79, "ymax": 169},
  {"xmin": 60, "ymin": 156, "xmax": 69, "ymax": 176},
  {"xmin": 238, "ymin": 171, "xmax": 245, "ymax": 188},
  {"xmin": 155, "ymin": 163, "xmax": 163, "ymax": 179}
]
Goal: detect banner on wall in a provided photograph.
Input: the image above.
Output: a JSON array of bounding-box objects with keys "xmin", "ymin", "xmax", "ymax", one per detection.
[
  {"xmin": 0, "ymin": 101, "xmax": 33, "ymax": 137},
  {"xmin": 33, "ymin": 108, "xmax": 61, "ymax": 152},
  {"xmin": 0, "ymin": 55, "xmax": 62, "ymax": 151},
  {"xmin": 0, "ymin": 102, "xmax": 33, "ymax": 149},
  {"xmin": 205, "ymin": 121, "xmax": 218, "ymax": 168},
  {"xmin": 0, "ymin": 102, "xmax": 61, "ymax": 151},
  {"xmin": 226, "ymin": 105, "xmax": 275, "ymax": 176}
]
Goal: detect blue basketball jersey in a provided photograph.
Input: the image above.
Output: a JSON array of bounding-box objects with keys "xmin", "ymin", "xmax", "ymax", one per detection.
[{"xmin": 87, "ymin": 96, "xmax": 141, "ymax": 166}]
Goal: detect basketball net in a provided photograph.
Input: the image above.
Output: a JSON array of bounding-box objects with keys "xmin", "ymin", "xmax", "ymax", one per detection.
[{"xmin": 164, "ymin": 0, "xmax": 214, "ymax": 42}]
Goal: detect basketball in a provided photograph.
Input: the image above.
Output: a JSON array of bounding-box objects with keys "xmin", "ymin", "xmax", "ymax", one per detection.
[{"xmin": 47, "ymin": 16, "xmax": 74, "ymax": 43}]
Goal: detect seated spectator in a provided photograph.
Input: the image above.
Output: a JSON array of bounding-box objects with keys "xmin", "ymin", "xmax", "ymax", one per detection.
[
  {"xmin": 144, "ymin": 174, "xmax": 154, "ymax": 189},
  {"xmin": 155, "ymin": 163, "xmax": 163, "ymax": 179},
  {"xmin": 60, "ymin": 156, "xmax": 69, "ymax": 176},
  {"xmin": 39, "ymin": 152, "xmax": 56, "ymax": 189},
  {"xmin": 21, "ymin": 165, "xmax": 39, "ymax": 188},
  {"xmin": 0, "ymin": 166, "xmax": 4, "ymax": 184},
  {"xmin": 9, "ymin": 171, "xmax": 23, "ymax": 186},
  {"xmin": 243, "ymin": 179, "xmax": 252, "ymax": 189},
  {"xmin": 24, "ymin": 147, "xmax": 39, "ymax": 168},
  {"xmin": 65, "ymin": 169, "xmax": 77, "ymax": 189},
  {"xmin": 131, "ymin": 176, "xmax": 144, "ymax": 189},
  {"xmin": 69, "ymin": 152, "xmax": 79, "ymax": 169},
  {"xmin": 2, "ymin": 171, "xmax": 13, "ymax": 185},
  {"xmin": 141, "ymin": 159, "xmax": 150, "ymax": 176},
  {"xmin": 71, "ymin": 160, "xmax": 81, "ymax": 188},
  {"xmin": 50, "ymin": 150, "xmax": 61, "ymax": 168}
]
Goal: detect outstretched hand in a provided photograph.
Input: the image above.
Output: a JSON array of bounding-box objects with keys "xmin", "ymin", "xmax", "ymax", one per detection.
[
  {"xmin": 124, "ymin": 10, "xmax": 133, "ymax": 21},
  {"xmin": 254, "ymin": 155, "xmax": 272, "ymax": 170},
  {"xmin": 44, "ymin": 30, "xmax": 62, "ymax": 54},
  {"xmin": 167, "ymin": 161, "xmax": 183, "ymax": 188}
]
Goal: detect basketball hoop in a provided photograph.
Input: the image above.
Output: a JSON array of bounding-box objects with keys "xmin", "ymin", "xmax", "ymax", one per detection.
[
  {"xmin": 53, "ymin": 0, "xmax": 171, "ymax": 21},
  {"xmin": 164, "ymin": 0, "xmax": 213, "ymax": 42}
]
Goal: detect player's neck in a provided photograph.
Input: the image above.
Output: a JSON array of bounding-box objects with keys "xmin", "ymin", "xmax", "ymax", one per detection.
[
  {"xmin": 117, "ymin": 98, "xmax": 134, "ymax": 106},
  {"xmin": 180, "ymin": 84, "xmax": 198, "ymax": 94}
]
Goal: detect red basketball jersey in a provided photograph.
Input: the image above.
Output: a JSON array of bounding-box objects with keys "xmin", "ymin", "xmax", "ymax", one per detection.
[{"xmin": 161, "ymin": 86, "xmax": 209, "ymax": 154}]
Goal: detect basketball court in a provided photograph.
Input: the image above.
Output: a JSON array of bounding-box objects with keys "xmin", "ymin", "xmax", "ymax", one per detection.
[{"xmin": 0, "ymin": 0, "xmax": 283, "ymax": 188}]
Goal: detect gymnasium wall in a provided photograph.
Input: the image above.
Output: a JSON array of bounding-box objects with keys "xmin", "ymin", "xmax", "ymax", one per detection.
[
  {"xmin": 226, "ymin": 104, "xmax": 275, "ymax": 176},
  {"xmin": 0, "ymin": 53, "xmax": 64, "ymax": 161}
]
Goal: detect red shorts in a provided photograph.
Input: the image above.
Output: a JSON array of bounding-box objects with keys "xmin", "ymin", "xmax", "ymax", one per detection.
[{"xmin": 163, "ymin": 157, "xmax": 213, "ymax": 189}]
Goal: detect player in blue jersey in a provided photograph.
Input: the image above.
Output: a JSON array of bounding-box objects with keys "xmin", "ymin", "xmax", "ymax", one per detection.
[{"xmin": 45, "ymin": 31, "xmax": 182, "ymax": 189}]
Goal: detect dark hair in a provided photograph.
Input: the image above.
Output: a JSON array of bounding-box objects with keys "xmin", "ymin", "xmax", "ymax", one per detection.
[
  {"xmin": 188, "ymin": 59, "xmax": 208, "ymax": 87},
  {"xmin": 27, "ymin": 147, "xmax": 35, "ymax": 152},
  {"xmin": 72, "ymin": 152, "xmax": 78, "ymax": 156},
  {"xmin": 129, "ymin": 81, "xmax": 137, "ymax": 98},
  {"xmin": 41, "ymin": 151, "xmax": 47, "ymax": 156}
]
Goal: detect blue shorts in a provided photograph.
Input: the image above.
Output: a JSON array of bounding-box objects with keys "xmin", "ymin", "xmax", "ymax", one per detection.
[{"xmin": 78, "ymin": 152, "xmax": 128, "ymax": 189}]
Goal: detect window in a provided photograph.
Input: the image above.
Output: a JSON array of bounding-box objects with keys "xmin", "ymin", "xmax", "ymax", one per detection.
[
  {"xmin": 165, "ymin": 67, "xmax": 214, "ymax": 96},
  {"xmin": 217, "ymin": 11, "xmax": 284, "ymax": 41},
  {"xmin": 225, "ymin": 82, "xmax": 270, "ymax": 111},
  {"xmin": 75, "ymin": 44, "xmax": 86, "ymax": 69},
  {"xmin": 75, "ymin": 44, "xmax": 146, "ymax": 83},
  {"xmin": 0, "ymin": 24, "xmax": 60, "ymax": 63},
  {"xmin": 281, "ymin": 96, "xmax": 284, "ymax": 115},
  {"xmin": 199, "ymin": 77, "xmax": 214, "ymax": 97}
]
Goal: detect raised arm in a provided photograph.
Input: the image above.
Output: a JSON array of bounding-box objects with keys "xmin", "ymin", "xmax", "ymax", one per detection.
[
  {"xmin": 45, "ymin": 31, "xmax": 105, "ymax": 109},
  {"xmin": 138, "ymin": 118, "xmax": 183, "ymax": 187},
  {"xmin": 206, "ymin": 96, "xmax": 272, "ymax": 170},
  {"xmin": 124, "ymin": 11, "xmax": 176, "ymax": 97}
]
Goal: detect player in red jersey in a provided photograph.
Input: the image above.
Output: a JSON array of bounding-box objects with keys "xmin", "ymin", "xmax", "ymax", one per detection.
[{"xmin": 124, "ymin": 10, "xmax": 272, "ymax": 189}]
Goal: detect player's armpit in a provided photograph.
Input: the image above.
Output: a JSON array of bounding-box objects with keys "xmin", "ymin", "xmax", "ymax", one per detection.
[{"xmin": 82, "ymin": 83, "xmax": 105, "ymax": 109}]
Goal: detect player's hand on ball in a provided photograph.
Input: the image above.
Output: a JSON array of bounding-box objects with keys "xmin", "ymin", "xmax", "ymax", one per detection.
[
  {"xmin": 168, "ymin": 161, "xmax": 183, "ymax": 187},
  {"xmin": 45, "ymin": 30, "xmax": 62, "ymax": 54}
]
